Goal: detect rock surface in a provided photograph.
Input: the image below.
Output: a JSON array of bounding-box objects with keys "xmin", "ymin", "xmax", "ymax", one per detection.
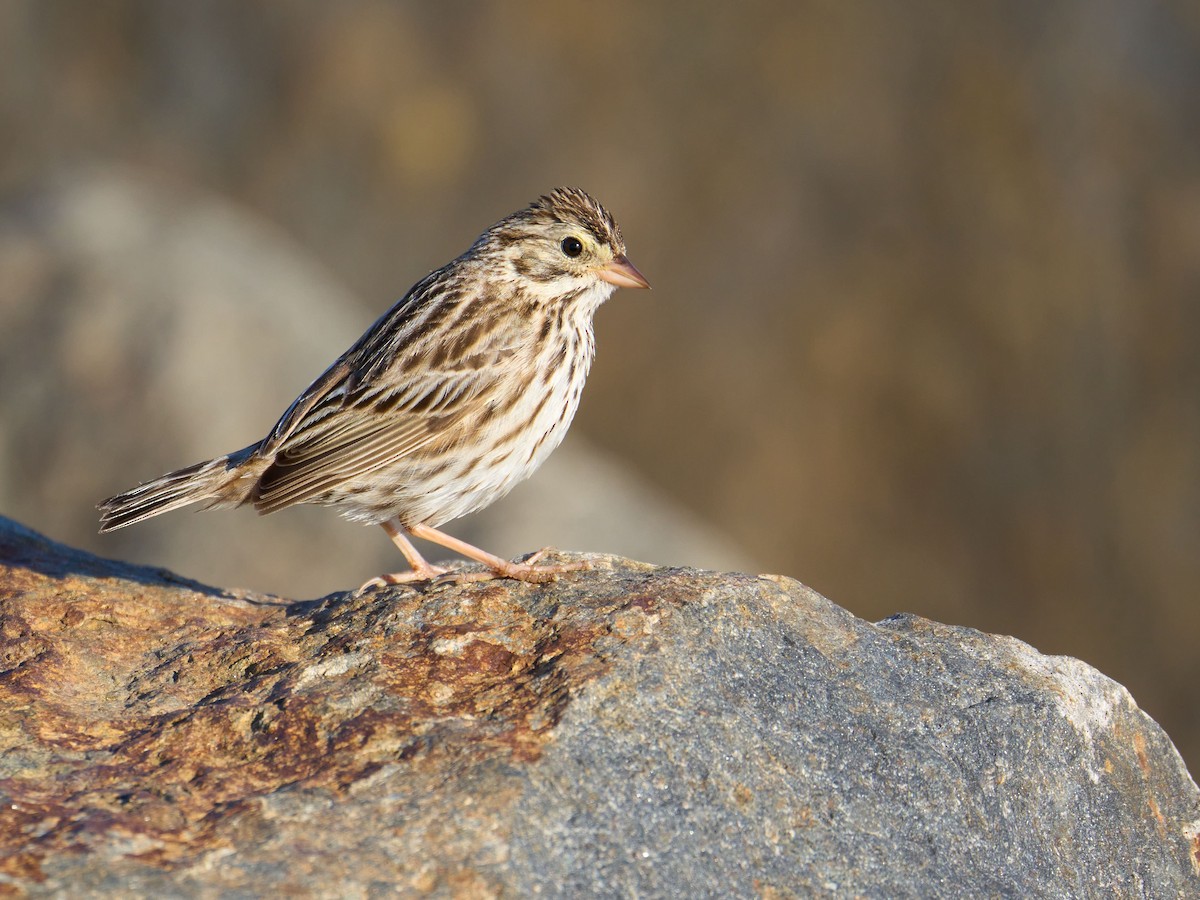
[{"xmin": 1, "ymin": 515, "xmax": 1197, "ymax": 898}]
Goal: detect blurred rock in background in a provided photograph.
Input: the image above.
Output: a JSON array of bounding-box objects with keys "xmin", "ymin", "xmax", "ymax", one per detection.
[{"xmin": 0, "ymin": 2, "xmax": 1197, "ymax": 770}]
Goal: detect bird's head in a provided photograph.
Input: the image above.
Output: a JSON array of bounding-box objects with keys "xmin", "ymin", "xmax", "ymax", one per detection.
[{"xmin": 479, "ymin": 188, "xmax": 650, "ymax": 303}]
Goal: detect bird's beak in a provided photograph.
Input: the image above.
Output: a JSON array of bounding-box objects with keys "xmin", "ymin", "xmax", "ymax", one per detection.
[{"xmin": 598, "ymin": 254, "xmax": 651, "ymax": 289}]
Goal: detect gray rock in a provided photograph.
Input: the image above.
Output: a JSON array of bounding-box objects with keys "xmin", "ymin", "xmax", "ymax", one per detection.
[{"xmin": 1, "ymin": 516, "xmax": 1196, "ymax": 897}]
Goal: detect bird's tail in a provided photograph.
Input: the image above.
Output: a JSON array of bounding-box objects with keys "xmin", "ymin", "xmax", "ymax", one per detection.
[{"xmin": 98, "ymin": 446, "xmax": 260, "ymax": 532}]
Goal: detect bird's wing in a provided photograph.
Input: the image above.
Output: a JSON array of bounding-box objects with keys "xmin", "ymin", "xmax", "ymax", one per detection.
[
  {"xmin": 250, "ymin": 365, "xmax": 494, "ymax": 513},
  {"xmin": 249, "ymin": 276, "xmax": 520, "ymax": 514}
]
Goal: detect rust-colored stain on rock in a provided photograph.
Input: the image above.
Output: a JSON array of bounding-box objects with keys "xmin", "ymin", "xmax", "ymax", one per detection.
[{"xmin": 0, "ymin": 522, "xmax": 680, "ymax": 876}]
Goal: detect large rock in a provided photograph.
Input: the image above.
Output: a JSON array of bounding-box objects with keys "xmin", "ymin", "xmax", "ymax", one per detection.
[{"xmin": 1, "ymin": 515, "xmax": 1197, "ymax": 897}]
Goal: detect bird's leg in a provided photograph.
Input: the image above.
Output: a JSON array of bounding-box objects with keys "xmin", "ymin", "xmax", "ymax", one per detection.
[
  {"xmin": 408, "ymin": 523, "xmax": 590, "ymax": 584},
  {"xmin": 359, "ymin": 518, "xmax": 450, "ymax": 590}
]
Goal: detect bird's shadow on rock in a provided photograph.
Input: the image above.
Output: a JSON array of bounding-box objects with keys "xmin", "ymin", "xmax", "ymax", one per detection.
[
  {"xmin": 0, "ymin": 514, "xmax": 459, "ymax": 623},
  {"xmin": 0, "ymin": 513, "xmax": 242, "ymax": 597}
]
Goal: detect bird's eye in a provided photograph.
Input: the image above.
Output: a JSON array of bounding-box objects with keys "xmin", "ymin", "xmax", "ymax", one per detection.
[{"xmin": 560, "ymin": 236, "xmax": 584, "ymax": 258}]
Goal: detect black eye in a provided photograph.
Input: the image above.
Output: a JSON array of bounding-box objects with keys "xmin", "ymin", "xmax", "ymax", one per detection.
[{"xmin": 560, "ymin": 236, "xmax": 583, "ymax": 258}]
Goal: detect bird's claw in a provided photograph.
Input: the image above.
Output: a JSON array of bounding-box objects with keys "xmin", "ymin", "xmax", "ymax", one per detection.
[
  {"xmin": 357, "ymin": 563, "xmax": 450, "ymax": 593},
  {"xmin": 359, "ymin": 552, "xmax": 590, "ymax": 591}
]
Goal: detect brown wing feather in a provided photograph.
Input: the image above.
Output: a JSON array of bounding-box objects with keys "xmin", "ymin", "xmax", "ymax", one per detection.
[
  {"xmin": 252, "ymin": 418, "xmax": 438, "ymax": 512},
  {"xmin": 251, "ymin": 365, "xmax": 498, "ymax": 513},
  {"xmin": 247, "ymin": 267, "xmax": 521, "ymax": 514}
]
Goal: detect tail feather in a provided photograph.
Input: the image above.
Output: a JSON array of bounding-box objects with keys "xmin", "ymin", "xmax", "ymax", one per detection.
[{"xmin": 98, "ymin": 447, "xmax": 260, "ymax": 532}]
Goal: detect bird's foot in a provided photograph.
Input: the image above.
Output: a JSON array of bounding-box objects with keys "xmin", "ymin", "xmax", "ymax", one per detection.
[
  {"xmin": 444, "ymin": 554, "xmax": 593, "ymax": 585},
  {"xmin": 358, "ymin": 561, "xmax": 450, "ymax": 592}
]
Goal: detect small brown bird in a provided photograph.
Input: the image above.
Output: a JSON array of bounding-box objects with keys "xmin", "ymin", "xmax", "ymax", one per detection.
[{"xmin": 99, "ymin": 188, "xmax": 649, "ymax": 586}]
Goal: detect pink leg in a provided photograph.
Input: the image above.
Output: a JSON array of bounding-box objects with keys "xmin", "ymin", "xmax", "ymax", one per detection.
[
  {"xmin": 359, "ymin": 518, "xmax": 450, "ymax": 590},
  {"xmin": 408, "ymin": 523, "xmax": 589, "ymax": 584}
]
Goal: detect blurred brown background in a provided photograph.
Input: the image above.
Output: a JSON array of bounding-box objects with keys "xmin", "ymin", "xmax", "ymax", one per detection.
[{"xmin": 1, "ymin": 2, "xmax": 1197, "ymax": 773}]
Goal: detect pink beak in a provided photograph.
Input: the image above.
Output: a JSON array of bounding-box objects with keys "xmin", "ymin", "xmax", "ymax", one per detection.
[{"xmin": 598, "ymin": 254, "xmax": 651, "ymax": 289}]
